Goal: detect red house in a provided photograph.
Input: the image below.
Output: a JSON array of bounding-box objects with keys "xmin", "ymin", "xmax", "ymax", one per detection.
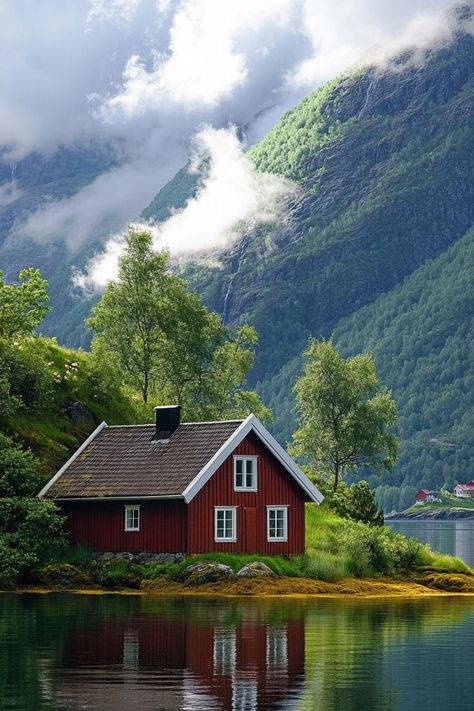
[
  {"xmin": 39, "ymin": 406, "xmax": 323, "ymax": 555},
  {"xmin": 415, "ymin": 489, "xmax": 440, "ymax": 504}
]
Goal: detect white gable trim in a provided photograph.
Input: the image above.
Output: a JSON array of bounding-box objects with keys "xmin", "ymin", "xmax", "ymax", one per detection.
[
  {"xmin": 38, "ymin": 421, "xmax": 108, "ymax": 498},
  {"xmin": 182, "ymin": 415, "xmax": 323, "ymax": 504}
]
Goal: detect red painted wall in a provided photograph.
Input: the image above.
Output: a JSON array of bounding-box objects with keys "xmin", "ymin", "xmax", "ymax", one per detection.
[
  {"xmin": 187, "ymin": 432, "xmax": 308, "ymax": 555},
  {"xmin": 60, "ymin": 499, "xmax": 187, "ymax": 553}
]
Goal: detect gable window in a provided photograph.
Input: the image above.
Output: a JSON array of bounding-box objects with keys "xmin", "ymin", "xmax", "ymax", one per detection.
[
  {"xmin": 267, "ymin": 506, "xmax": 288, "ymax": 542},
  {"xmin": 215, "ymin": 507, "xmax": 237, "ymax": 542},
  {"xmin": 234, "ymin": 456, "xmax": 258, "ymax": 491},
  {"xmin": 124, "ymin": 505, "xmax": 140, "ymax": 532}
]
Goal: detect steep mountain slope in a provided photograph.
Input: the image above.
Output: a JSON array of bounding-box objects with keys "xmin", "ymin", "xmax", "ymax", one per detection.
[
  {"xmin": 144, "ymin": 14, "xmax": 474, "ymax": 498},
  {"xmin": 260, "ymin": 226, "xmax": 474, "ymax": 510},
  {"xmin": 189, "ymin": 29, "xmax": 473, "ymax": 377}
]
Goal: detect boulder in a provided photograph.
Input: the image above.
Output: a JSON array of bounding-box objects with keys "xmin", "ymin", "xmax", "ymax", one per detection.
[
  {"xmin": 63, "ymin": 400, "xmax": 95, "ymax": 427},
  {"xmin": 135, "ymin": 552, "xmax": 185, "ymax": 565},
  {"xmin": 235, "ymin": 562, "xmax": 276, "ymax": 578},
  {"xmin": 36, "ymin": 563, "xmax": 93, "ymax": 589},
  {"xmin": 176, "ymin": 562, "xmax": 234, "ymax": 586}
]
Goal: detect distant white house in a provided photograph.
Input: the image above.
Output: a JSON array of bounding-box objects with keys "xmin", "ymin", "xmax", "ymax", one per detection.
[{"xmin": 453, "ymin": 481, "xmax": 474, "ymax": 498}]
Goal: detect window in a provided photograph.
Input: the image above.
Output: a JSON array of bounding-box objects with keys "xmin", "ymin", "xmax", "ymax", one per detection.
[
  {"xmin": 124, "ymin": 505, "xmax": 140, "ymax": 531},
  {"xmin": 213, "ymin": 628, "xmax": 236, "ymax": 675},
  {"xmin": 215, "ymin": 507, "xmax": 237, "ymax": 542},
  {"xmin": 267, "ymin": 506, "xmax": 288, "ymax": 542},
  {"xmin": 266, "ymin": 626, "xmax": 288, "ymax": 668},
  {"xmin": 234, "ymin": 456, "xmax": 258, "ymax": 491}
]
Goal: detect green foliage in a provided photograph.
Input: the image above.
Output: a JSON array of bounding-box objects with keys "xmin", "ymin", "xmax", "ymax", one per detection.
[
  {"xmin": 0, "ymin": 268, "xmax": 50, "ymax": 338},
  {"xmin": 330, "ymin": 481, "xmax": 384, "ymax": 526},
  {"xmin": 95, "ymin": 559, "xmax": 143, "ymax": 589},
  {"xmin": 0, "ymin": 433, "xmax": 42, "ymax": 497},
  {"xmin": 0, "ymin": 498, "xmax": 67, "ymax": 586},
  {"xmin": 291, "ymin": 340, "xmax": 398, "ymax": 490},
  {"xmin": 88, "ymin": 227, "xmax": 270, "ymax": 421},
  {"xmin": 305, "ymin": 506, "xmax": 470, "ymax": 580}
]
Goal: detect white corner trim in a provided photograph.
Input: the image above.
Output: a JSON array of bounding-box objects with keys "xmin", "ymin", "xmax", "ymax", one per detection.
[
  {"xmin": 37, "ymin": 421, "xmax": 108, "ymax": 498},
  {"xmin": 182, "ymin": 414, "xmax": 324, "ymax": 505}
]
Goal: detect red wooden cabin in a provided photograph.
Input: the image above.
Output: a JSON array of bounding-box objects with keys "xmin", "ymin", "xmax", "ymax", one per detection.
[{"xmin": 39, "ymin": 406, "xmax": 323, "ymax": 555}]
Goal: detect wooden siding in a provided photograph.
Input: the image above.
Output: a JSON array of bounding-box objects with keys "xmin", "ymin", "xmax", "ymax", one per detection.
[
  {"xmin": 60, "ymin": 499, "xmax": 187, "ymax": 553},
  {"xmin": 187, "ymin": 432, "xmax": 307, "ymax": 554}
]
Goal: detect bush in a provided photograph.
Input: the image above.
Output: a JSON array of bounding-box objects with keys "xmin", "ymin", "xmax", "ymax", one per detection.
[
  {"xmin": 95, "ymin": 560, "xmax": 143, "ymax": 589},
  {"xmin": 0, "ymin": 498, "xmax": 67, "ymax": 586},
  {"xmin": 329, "ymin": 481, "xmax": 384, "ymax": 525},
  {"xmin": 0, "ymin": 433, "xmax": 42, "ymax": 497}
]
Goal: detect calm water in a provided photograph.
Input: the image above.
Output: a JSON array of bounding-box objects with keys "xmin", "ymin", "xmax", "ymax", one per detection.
[
  {"xmin": 1, "ymin": 593, "xmax": 474, "ymax": 710},
  {"xmin": 387, "ymin": 519, "xmax": 474, "ymax": 568}
]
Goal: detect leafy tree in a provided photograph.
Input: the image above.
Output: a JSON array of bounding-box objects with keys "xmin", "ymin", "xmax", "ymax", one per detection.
[
  {"xmin": 330, "ymin": 481, "xmax": 384, "ymax": 525},
  {"xmin": 0, "ymin": 268, "xmax": 50, "ymax": 338},
  {"xmin": 88, "ymin": 228, "xmax": 270, "ymax": 421},
  {"xmin": 290, "ymin": 340, "xmax": 398, "ymax": 491},
  {"xmin": 0, "ymin": 434, "xmax": 42, "ymax": 497}
]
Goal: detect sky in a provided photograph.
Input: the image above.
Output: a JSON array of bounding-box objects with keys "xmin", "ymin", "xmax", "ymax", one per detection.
[{"xmin": 0, "ymin": 0, "xmax": 466, "ymax": 287}]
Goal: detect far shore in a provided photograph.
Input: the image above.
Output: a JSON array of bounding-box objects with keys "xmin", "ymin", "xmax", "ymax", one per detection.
[{"xmin": 6, "ymin": 573, "xmax": 474, "ymax": 598}]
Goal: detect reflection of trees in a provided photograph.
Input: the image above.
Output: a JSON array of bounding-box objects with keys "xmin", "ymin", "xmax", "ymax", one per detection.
[{"xmin": 300, "ymin": 598, "xmax": 474, "ymax": 711}]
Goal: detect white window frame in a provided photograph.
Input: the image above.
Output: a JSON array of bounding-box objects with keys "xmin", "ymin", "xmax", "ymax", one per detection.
[
  {"xmin": 214, "ymin": 507, "xmax": 237, "ymax": 542},
  {"xmin": 233, "ymin": 455, "xmax": 258, "ymax": 492},
  {"xmin": 267, "ymin": 506, "xmax": 288, "ymax": 542},
  {"xmin": 124, "ymin": 504, "xmax": 140, "ymax": 532}
]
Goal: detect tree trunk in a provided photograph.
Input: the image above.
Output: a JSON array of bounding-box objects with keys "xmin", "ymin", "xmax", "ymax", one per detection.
[
  {"xmin": 142, "ymin": 371, "xmax": 148, "ymax": 404},
  {"xmin": 333, "ymin": 464, "xmax": 340, "ymax": 492}
]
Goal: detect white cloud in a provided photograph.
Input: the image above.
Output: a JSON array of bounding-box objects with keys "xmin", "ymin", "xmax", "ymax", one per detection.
[
  {"xmin": 100, "ymin": 0, "xmax": 296, "ymax": 116},
  {"xmin": 75, "ymin": 126, "xmax": 295, "ymax": 289},
  {"xmin": 3, "ymin": 0, "xmax": 466, "ymax": 263}
]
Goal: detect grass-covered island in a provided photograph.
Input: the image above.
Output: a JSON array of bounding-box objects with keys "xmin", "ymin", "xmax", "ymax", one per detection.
[
  {"xmin": 392, "ymin": 491, "xmax": 474, "ymax": 520},
  {"xmin": 11, "ymin": 507, "xmax": 474, "ymax": 598}
]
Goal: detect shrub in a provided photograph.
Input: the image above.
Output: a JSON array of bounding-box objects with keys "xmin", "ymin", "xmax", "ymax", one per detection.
[
  {"xmin": 95, "ymin": 560, "xmax": 143, "ymax": 589},
  {"xmin": 329, "ymin": 481, "xmax": 384, "ymax": 525},
  {"xmin": 0, "ymin": 433, "xmax": 43, "ymax": 497},
  {"xmin": 0, "ymin": 498, "xmax": 67, "ymax": 586}
]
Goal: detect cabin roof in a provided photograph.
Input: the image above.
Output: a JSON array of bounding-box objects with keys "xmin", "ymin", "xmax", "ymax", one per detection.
[{"xmin": 39, "ymin": 415, "xmax": 323, "ymax": 505}]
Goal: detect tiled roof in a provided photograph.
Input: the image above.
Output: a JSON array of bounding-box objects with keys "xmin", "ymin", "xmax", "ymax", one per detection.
[{"xmin": 45, "ymin": 420, "xmax": 243, "ymax": 499}]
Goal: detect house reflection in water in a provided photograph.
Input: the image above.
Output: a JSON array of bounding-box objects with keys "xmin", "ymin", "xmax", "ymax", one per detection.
[{"xmin": 58, "ymin": 604, "xmax": 305, "ymax": 710}]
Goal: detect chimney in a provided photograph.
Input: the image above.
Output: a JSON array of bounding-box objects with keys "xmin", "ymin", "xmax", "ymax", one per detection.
[{"xmin": 153, "ymin": 405, "xmax": 181, "ymax": 441}]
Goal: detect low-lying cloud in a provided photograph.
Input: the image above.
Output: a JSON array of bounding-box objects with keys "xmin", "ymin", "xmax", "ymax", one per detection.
[
  {"xmin": 3, "ymin": 0, "xmax": 470, "ymax": 287},
  {"xmin": 74, "ymin": 126, "xmax": 295, "ymax": 290}
]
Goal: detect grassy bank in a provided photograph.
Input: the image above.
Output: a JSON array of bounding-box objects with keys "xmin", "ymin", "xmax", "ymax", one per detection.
[{"xmin": 19, "ymin": 506, "xmax": 473, "ymax": 596}]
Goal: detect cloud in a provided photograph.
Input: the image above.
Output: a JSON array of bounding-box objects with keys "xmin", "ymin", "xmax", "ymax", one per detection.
[
  {"xmin": 3, "ymin": 0, "xmax": 466, "ymax": 261},
  {"xmin": 74, "ymin": 126, "xmax": 295, "ymax": 290}
]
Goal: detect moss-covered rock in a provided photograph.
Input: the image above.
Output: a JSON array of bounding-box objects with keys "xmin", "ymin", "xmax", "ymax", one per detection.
[{"xmin": 36, "ymin": 563, "xmax": 92, "ymax": 588}]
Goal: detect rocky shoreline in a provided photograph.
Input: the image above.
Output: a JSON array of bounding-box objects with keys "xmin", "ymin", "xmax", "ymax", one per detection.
[{"xmin": 387, "ymin": 509, "xmax": 474, "ymax": 520}]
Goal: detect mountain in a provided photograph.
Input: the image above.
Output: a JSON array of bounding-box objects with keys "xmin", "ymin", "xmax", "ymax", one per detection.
[{"xmin": 144, "ymin": 10, "xmax": 474, "ymax": 506}]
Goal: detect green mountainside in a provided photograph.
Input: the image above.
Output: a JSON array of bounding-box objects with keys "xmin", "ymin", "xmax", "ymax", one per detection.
[{"xmin": 143, "ymin": 17, "xmax": 474, "ymax": 505}]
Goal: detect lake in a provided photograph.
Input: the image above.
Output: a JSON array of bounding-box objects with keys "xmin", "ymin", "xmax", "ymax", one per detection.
[
  {"xmin": 2, "ymin": 592, "xmax": 474, "ymax": 710},
  {"xmin": 387, "ymin": 519, "xmax": 474, "ymax": 568}
]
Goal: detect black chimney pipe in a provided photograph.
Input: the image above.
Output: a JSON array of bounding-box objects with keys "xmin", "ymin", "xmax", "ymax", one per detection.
[{"xmin": 153, "ymin": 405, "xmax": 181, "ymax": 441}]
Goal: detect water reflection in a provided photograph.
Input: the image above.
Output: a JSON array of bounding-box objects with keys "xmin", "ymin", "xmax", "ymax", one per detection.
[
  {"xmin": 387, "ymin": 519, "xmax": 474, "ymax": 568},
  {"xmin": 2, "ymin": 594, "xmax": 474, "ymax": 710}
]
